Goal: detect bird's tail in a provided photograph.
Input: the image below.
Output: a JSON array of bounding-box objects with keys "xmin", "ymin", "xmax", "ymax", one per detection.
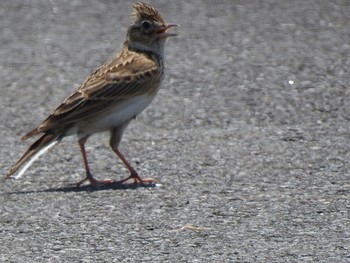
[{"xmin": 4, "ymin": 133, "xmax": 62, "ymax": 180}]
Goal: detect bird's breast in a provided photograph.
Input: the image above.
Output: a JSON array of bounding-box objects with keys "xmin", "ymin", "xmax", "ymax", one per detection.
[{"xmin": 77, "ymin": 94, "xmax": 156, "ymax": 136}]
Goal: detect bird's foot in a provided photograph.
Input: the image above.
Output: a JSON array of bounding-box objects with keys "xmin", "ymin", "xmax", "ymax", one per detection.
[
  {"xmin": 75, "ymin": 175, "xmax": 115, "ymax": 187},
  {"xmin": 74, "ymin": 172, "xmax": 157, "ymax": 187},
  {"xmin": 114, "ymin": 172, "xmax": 158, "ymax": 185}
]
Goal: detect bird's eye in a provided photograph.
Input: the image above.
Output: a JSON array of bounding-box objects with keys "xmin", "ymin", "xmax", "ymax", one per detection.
[{"xmin": 141, "ymin": 20, "xmax": 152, "ymax": 30}]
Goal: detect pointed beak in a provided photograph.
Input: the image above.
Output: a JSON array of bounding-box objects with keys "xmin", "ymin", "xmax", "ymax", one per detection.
[{"xmin": 156, "ymin": 24, "xmax": 178, "ymax": 37}]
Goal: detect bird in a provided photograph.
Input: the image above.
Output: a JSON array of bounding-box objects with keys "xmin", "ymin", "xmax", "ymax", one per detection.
[{"xmin": 4, "ymin": 2, "xmax": 177, "ymax": 186}]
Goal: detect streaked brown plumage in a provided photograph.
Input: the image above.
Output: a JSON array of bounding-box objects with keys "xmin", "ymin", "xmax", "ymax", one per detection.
[{"xmin": 4, "ymin": 2, "xmax": 177, "ymax": 186}]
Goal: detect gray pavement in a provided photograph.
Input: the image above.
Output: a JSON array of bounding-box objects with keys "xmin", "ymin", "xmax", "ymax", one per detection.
[{"xmin": 1, "ymin": 0, "xmax": 349, "ymax": 262}]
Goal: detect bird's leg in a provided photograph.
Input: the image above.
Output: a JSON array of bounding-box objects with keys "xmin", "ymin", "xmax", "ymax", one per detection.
[
  {"xmin": 112, "ymin": 147, "xmax": 157, "ymax": 185},
  {"xmin": 76, "ymin": 138, "xmax": 114, "ymax": 187}
]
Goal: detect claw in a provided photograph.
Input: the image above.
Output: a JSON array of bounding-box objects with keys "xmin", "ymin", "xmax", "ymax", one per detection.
[
  {"xmin": 113, "ymin": 172, "xmax": 157, "ymax": 185},
  {"xmin": 74, "ymin": 172, "xmax": 157, "ymax": 187},
  {"xmin": 74, "ymin": 172, "xmax": 115, "ymax": 187}
]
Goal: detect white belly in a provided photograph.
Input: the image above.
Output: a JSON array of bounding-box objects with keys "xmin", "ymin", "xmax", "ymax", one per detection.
[{"xmin": 77, "ymin": 95, "xmax": 155, "ymax": 136}]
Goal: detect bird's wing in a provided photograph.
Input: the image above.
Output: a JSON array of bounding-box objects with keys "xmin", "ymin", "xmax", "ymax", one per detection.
[{"xmin": 22, "ymin": 50, "xmax": 159, "ymax": 139}]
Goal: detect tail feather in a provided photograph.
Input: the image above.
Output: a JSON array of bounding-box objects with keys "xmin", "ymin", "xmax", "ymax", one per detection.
[
  {"xmin": 22, "ymin": 127, "xmax": 41, "ymax": 141},
  {"xmin": 4, "ymin": 133, "xmax": 61, "ymax": 180}
]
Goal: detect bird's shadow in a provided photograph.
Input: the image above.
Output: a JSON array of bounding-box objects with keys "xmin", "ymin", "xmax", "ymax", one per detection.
[{"xmin": 3, "ymin": 181, "xmax": 158, "ymax": 195}]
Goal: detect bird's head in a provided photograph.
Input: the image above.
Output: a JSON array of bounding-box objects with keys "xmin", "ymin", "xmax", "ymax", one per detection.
[{"xmin": 126, "ymin": 2, "xmax": 177, "ymax": 55}]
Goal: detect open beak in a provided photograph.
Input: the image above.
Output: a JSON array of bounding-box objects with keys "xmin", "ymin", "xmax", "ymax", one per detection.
[{"xmin": 156, "ymin": 24, "xmax": 178, "ymax": 37}]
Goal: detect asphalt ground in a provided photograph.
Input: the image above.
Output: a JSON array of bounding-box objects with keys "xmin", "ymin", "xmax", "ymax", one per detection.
[{"xmin": 0, "ymin": 0, "xmax": 349, "ymax": 262}]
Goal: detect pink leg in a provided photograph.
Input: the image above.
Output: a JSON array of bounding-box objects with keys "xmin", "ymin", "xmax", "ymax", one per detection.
[
  {"xmin": 112, "ymin": 147, "xmax": 157, "ymax": 185},
  {"xmin": 76, "ymin": 138, "xmax": 114, "ymax": 187}
]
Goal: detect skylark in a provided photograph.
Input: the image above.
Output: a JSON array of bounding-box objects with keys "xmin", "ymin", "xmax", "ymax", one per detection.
[{"xmin": 4, "ymin": 2, "xmax": 177, "ymax": 186}]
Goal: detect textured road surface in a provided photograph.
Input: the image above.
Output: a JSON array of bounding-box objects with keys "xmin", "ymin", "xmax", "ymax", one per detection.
[{"xmin": 1, "ymin": 0, "xmax": 349, "ymax": 262}]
